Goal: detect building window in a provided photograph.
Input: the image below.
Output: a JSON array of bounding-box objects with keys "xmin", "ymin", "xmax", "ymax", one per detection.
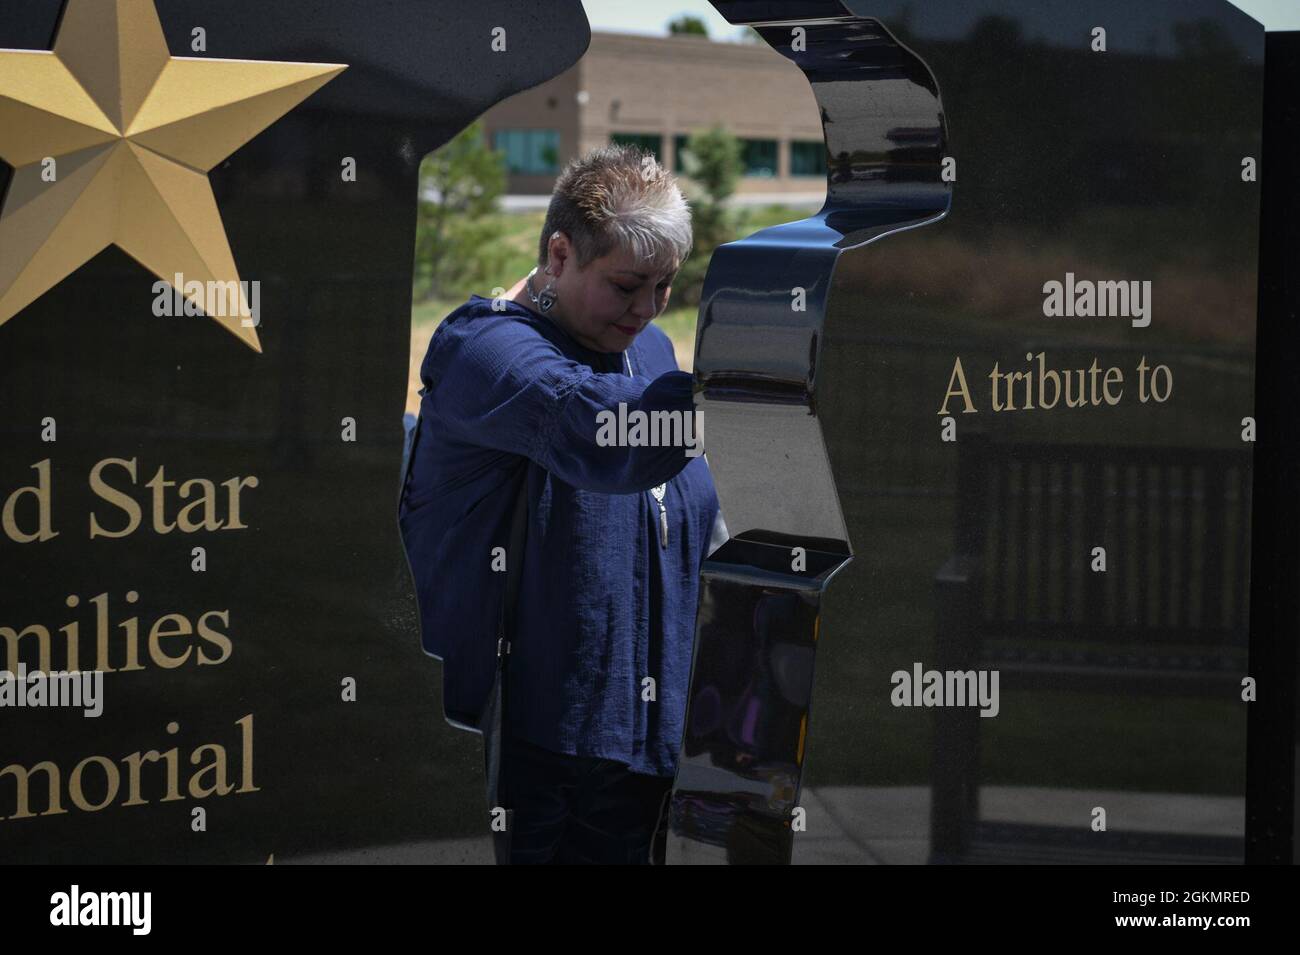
[
  {"xmin": 676, "ymin": 133, "xmax": 783, "ymax": 176},
  {"xmin": 741, "ymin": 138, "xmax": 779, "ymax": 177},
  {"xmin": 673, "ymin": 134, "xmax": 694, "ymax": 172},
  {"xmin": 790, "ymin": 140, "xmax": 825, "ymax": 177},
  {"xmin": 610, "ymin": 133, "xmax": 663, "ymax": 162},
  {"xmin": 493, "ymin": 129, "xmax": 560, "ymax": 175}
]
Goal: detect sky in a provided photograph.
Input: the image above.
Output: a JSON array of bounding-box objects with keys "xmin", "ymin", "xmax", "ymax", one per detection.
[
  {"xmin": 581, "ymin": 0, "xmax": 1300, "ymax": 38},
  {"xmin": 1224, "ymin": 0, "xmax": 1300, "ymax": 28}
]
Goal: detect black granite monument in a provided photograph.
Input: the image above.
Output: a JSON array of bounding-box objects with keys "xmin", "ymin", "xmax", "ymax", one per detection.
[{"xmin": 670, "ymin": 0, "xmax": 1275, "ymax": 865}]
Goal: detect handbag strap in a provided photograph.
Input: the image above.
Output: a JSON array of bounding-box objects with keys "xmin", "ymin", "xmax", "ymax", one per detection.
[
  {"xmin": 498, "ymin": 469, "xmax": 529, "ymax": 658},
  {"xmin": 485, "ymin": 469, "xmax": 528, "ymax": 863}
]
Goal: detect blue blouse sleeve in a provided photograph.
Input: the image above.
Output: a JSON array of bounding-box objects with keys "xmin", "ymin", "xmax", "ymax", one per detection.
[{"xmin": 425, "ymin": 311, "xmax": 699, "ymax": 494}]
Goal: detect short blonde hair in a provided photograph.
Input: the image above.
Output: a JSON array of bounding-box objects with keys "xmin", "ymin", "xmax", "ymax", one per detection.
[{"xmin": 539, "ymin": 143, "xmax": 692, "ymax": 273}]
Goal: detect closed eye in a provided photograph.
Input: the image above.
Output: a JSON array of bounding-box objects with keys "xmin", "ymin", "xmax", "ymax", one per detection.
[{"xmin": 613, "ymin": 277, "xmax": 672, "ymax": 295}]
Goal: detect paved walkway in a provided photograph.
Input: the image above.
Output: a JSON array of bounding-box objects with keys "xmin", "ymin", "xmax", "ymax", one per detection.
[{"xmin": 281, "ymin": 785, "xmax": 1243, "ymax": 865}]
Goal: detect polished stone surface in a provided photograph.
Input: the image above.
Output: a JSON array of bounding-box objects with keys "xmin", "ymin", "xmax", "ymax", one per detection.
[
  {"xmin": 0, "ymin": 0, "xmax": 588, "ymax": 863},
  {"xmin": 671, "ymin": 0, "xmax": 1267, "ymax": 864}
]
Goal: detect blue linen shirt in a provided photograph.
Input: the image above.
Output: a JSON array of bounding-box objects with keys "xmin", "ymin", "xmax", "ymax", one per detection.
[{"xmin": 399, "ymin": 294, "xmax": 722, "ymax": 777}]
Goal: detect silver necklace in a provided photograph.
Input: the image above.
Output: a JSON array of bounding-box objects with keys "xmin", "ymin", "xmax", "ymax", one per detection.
[
  {"xmin": 524, "ymin": 269, "xmax": 633, "ymax": 381},
  {"xmin": 614, "ymin": 338, "xmax": 668, "ymax": 546},
  {"xmin": 521, "ymin": 284, "xmax": 665, "ymax": 543},
  {"xmin": 651, "ymin": 482, "xmax": 668, "ymax": 549},
  {"xmin": 628, "ymin": 345, "xmax": 669, "ymax": 549}
]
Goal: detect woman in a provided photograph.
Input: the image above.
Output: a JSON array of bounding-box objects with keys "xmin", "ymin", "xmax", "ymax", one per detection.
[{"xmin": 400, "ymin": 144, "xmax": 725, "ymax": 864}]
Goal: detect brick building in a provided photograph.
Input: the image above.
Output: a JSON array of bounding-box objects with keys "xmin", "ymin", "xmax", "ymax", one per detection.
[{"xmin": 479, "ymin": 31, "xmax": 827, "ymax": 198}]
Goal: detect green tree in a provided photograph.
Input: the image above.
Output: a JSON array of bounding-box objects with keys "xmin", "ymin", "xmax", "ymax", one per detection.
[
  {"xmin": 668, "ymin": 15, "xmax": 709, "ymax": 37},
  {"xmin": 413, "ymin": 119, "xmax": 508, "ymax": 301},
  {"xmin": 674, "ymin": 125, "xmax": 742, "ymax": 305}
]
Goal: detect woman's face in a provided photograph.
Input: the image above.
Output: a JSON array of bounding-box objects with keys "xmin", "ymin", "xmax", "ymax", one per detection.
[{"xmin": 548, "ymin": 237, "xmax": 678, "ymax": 354}]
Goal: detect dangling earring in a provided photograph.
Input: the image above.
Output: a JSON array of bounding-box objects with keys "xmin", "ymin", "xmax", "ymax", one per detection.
[{"xmin": 526, "ymin": 266, "xmax": 557, "ymax": 313}]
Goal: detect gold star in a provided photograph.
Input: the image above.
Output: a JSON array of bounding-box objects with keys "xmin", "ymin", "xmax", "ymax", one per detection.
[{"xmin": 0, "ymin": 0, "xmax": 346, "ymax": 352}]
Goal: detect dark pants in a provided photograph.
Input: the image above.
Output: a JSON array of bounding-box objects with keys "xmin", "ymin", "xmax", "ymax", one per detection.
[{"xmin": 500, "ymin": 734, "xmax": 673, "ymax": 864}]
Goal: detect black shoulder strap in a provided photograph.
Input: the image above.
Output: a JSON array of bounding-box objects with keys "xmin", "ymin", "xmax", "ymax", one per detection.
[
  {"xmin": 498, "ymin": 468, "xmax": 529, "ymax": 655},
  {"xmin": 484, "ymin": 468, "xmax": 529, "ymax": 863}
]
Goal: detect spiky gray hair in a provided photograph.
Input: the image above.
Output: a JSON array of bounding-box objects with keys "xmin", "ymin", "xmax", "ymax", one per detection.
[{"xmin": 538, "ymin": 143, "xmax": 693, "ymax": 273}]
